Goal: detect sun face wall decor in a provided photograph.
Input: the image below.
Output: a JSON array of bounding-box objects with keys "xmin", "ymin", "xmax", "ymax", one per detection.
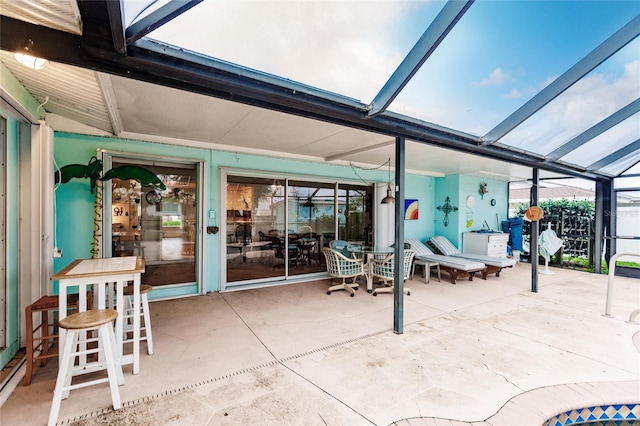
[{"xmin": 404, "ymin": 199, "xmax": 419, "ymax": 220}]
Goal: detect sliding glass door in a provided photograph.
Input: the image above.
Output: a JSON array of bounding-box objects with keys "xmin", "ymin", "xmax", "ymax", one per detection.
[
  {"xmin": 225, "ymin": 173, "xmax": 373, "ymax": 286},
  {"xmin": 337, "ymin": 184, "xmax": 373, "ymax": 246},
  {"xmin": 225, "ymin": 176, "xmax": 283, "ymax": 281},
  {"xmin": 106, "ymin": 156, "xmax": 201, "ymax": 292},
  {"xmin": 286, "ymin": 181, "xmax": 335, "ymax": 276}
]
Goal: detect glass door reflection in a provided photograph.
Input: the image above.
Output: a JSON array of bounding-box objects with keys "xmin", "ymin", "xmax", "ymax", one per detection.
[
  {"xmin": 224, "ymin": 175, "xmax": 373, "ymax": 284},
  {"xmin": 337, "ymin": 184, "xmax": 373, "ymax": 246},
  {"xmin": 287, "ymin": 181, "xmax": 334, "ymax": 276},
  {"xmin": 110, "ymin": 161, "xmax": 198, "ymax": 287},
  {"xmin": 226, "ymin": 177, "xmax": 287, "ymax": 282}
]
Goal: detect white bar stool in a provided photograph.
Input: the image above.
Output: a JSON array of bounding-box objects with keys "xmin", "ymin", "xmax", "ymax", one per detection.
[
  {"xmin": 123, "ymin": 284, "xmax": 154, "ymax": 355},
  {"xmin": 48, "ymin": 309, "xmax": 124, "ymax": 426}
]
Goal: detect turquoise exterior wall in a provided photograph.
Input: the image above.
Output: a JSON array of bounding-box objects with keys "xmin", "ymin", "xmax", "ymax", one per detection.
[
  {"xmin": 53, "ymin": 133, "xmax": 210, "ymax": 298},
  {"xmin": 53, "ymin": 132, "xmax": 438, "ymax": 295},
  {"xmin": 403, "ymin": 173, "xmax": 436, "ymax": 240},
  {"xmin": 458, "ymin": 175, "xmax": 509, "ymax": 236},
  {"xmin": 434, "ymin": 174, "xmax": 461, "ymax": 245},
  {"xmin": 1, "ymin": 118, "xmax": 21, "ymax": 368},
  {"xmin": 434, "ymin": 175, "xmax": 509, "ymax": 249}
]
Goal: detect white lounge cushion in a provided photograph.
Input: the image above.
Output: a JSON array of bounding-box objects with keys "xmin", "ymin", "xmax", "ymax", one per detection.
[
  {"xmin": 405, "ymin": 238, "xmax": 434, "ymax": 257},
  {"xmin": 429, "ymin": 236, "xmax": 460, "ymax": 255},
  {"xmin": 429, "ymin": 235, "xmax": 516, "ymax": 268},
  {"xmin": 452, "ymin": 252, "xmax": 516, "ymax": 268},
  {"xmin": 405, "ymin": 239, "xmax": 485, "ymax": 271}
]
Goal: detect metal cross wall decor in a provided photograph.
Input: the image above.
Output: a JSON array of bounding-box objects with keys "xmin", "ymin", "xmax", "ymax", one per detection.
[{"xmin": 436, "ymin": 196, "xmax": 458, "ymax": 227}]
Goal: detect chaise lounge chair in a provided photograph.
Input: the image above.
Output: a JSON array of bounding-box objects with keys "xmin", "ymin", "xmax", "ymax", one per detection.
[
  {"xmin": 429, "ymin": 235, "xmax": 516, "ymax": 279},
  {"xmin": 405, "ymin": 239, "xmax": 486, "ymax": 284}
]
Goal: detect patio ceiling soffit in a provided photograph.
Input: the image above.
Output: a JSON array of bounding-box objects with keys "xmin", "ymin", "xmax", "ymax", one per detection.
[
  {"xmin": 0, "ymin": 3, "xmax": 618, "ymax": 181},
  {"xmin": 324, "ymin": 139, "xmax": 395, "ymax": 162},
  {"xmin": 481, "ymin": 15, "xmax": 640, "ymax": 146},
  {"xmin": 95, "ymin": 72, "xmax": 124, "ymax": 135},
  {"xmin": 367, "ymin": 0, "xmax": 474, "ymax": 117}
]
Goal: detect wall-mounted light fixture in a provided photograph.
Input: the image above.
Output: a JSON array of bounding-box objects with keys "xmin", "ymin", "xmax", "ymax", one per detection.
[
  {"xmin": 15, "ymin": 39, "xmax": 48, "ymax": 70},
  {"xmin": 380, "ymin": 157, "xmax": 395, "ymax": 205},
  {"xmin": 15, "ymin": 52, "xmax": 48, "ymax": 70}
]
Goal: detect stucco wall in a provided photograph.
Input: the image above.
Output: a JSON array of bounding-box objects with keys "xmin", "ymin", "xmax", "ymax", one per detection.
[{"xmin": 434, "ymin": 175, "xmax": 509, "ymax": 249}]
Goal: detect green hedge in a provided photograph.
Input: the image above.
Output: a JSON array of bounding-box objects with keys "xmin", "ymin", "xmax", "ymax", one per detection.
[{"xmin": 162, "ymin": 220, "xmax": 181, "ymax": 226}]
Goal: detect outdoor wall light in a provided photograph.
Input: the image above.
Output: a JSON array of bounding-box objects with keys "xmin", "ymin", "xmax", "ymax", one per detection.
[{"xmin": 15, "ymin": 52, "xmax": 48, "ymax": 70}]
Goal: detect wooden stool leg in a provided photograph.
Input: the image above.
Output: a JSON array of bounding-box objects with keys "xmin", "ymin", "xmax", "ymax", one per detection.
[
  {"xmin": 141, "ymin": 294, "xmax": 154, "ymax": 355},
  {"xmin": 40, "ymin": 310, "xmax": 49, "ymax": 367},
  {"xmin": 24, "ymin": 305, "xmax": 34, "ymax": 386}
]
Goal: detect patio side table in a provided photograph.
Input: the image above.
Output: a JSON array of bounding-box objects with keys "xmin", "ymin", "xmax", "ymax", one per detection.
[{"xmin": 412, "ymin": 259, "xmax": 440, "ymax": 284}]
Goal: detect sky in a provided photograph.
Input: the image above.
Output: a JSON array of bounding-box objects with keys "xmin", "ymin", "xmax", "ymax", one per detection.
[{"xmin": 125, "ymin": 0, "xmax": 640, "ymax": 178}]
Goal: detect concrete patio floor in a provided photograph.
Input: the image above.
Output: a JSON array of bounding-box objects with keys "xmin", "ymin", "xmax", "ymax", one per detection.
[{"xmin": 2, "ymin": 262, "xmax": 639, "ymax": 425}]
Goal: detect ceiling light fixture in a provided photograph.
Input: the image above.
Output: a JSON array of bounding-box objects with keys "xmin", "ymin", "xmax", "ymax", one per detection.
[
  {"xmin": 380, "ymin": 157, "xmax": 395, "ymax": 205},
  {"xmin": 14, "ymin": 52, "xmax": 48, "ymax": 70}
]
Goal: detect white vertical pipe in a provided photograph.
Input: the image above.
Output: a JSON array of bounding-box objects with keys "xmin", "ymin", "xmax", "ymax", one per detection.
[
  {"xmin": 604, "ymin": 252, "xmax": 639, "ymax": 318},
  {"xmin": 375, "ymin": 184, "xmax": 394, "ymax": 247}
]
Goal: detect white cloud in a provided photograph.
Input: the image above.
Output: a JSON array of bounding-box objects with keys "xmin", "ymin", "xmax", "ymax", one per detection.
[
  {"xmin": 150, "ymin": 1, "xmax": 422, "ymax": 103},
  {"xmin": 503, "ymin": 88, "xmax": 522, "ymax": 99},
  {"xmin": 473, "ymin": 68, "xmax": 508, "ymax": 87},
  {"xmin": 501, "ymin": 60, "xmax": 640, "ymax": 157}
]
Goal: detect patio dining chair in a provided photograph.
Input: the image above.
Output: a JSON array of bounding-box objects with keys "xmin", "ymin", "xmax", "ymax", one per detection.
[
  {"xmin": 371, "ymin": 249, "xmax": 415, "ymax": 296},
  {"xmin": 271, "ymin": 237, "xmax": 302, "ymax": 268},
  {"xmin": 321, "ymin": 247, "xmax": 365, "ymax": 297},
  {"xmin": 329, "ymin": 239, "xmax": 352, "ymax": 258}
]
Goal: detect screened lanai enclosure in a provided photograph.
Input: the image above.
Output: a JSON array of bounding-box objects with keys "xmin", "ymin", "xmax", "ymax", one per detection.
[{"xmin": 1, "ymin": 0, "xmax": 639, "ymax": 338}]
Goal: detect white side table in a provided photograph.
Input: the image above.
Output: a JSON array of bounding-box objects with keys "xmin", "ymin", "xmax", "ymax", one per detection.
[{"xmin": 412, "ymin": 259, "xmax": 440, "ymax": 284}]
